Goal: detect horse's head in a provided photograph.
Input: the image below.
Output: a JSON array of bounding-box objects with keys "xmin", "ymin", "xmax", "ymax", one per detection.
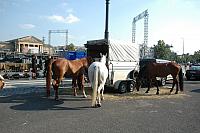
[
  {"xmin": 85, "ymin": 56, "xmax": 94, "ymax": 67},
  {"xmin": 100, "ymin": 53, "xmax": 107, "ymax": 64}
]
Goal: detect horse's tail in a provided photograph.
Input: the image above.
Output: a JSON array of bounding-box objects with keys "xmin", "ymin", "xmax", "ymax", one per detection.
[
  {"xmin": 46, "ymin": 59, "xmax": 52, "ymax": 97},
  {"xmin": 91, "ymin": 66, "xmax": 99, "ymax": 107},
  {"xmin": 179, "ymin": 67, "xmax": 184, "ymax": 91}
]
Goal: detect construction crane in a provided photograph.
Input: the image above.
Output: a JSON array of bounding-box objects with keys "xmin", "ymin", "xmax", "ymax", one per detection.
[{"xmin": 132, "ymin": 10, "xmax": 149, "ymax": 58}]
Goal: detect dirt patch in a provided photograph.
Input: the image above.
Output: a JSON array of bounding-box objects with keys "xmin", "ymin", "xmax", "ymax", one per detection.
[{"xmin": 58, "ymin": 86, "xmax": 189, "ymax": 101}]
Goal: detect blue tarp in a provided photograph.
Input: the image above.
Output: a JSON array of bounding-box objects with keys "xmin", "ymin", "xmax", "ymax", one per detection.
[{"xmin": 64, "ymin": 51, "xmax": 86, "ymax": 60}]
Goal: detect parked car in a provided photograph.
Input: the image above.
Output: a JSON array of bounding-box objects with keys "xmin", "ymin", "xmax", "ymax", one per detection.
[{"xmin": 185, "ymin": 64, "xmax": 200, "ymax": 80}]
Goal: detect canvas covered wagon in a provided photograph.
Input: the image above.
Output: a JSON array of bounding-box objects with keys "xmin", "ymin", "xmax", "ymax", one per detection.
[{"xmin": 85, "ymin": 39, "xmax": 139, "ymax": 93}]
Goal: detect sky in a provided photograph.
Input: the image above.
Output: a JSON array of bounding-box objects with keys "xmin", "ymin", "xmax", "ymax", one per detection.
[{"xmin": 0, "ymin": 0, "xmax": 200, "ymax": 55}]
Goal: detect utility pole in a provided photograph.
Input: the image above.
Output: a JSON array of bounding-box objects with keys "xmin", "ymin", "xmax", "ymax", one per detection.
[
  {"xmin": 104, "ymin": 0, "xmax": 109, "ymax": 40},
  {"xmin": 182, "ymin": 38, "xmax": 184, "ymax": 56},
  {"xmin": 181, "ymin": 37, "xmax": 184, "ymax": 63}
]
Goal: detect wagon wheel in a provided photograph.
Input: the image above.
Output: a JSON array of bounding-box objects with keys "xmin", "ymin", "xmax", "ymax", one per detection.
[
  {"xmin": 118, "ymin": 81, "xmax": 127, "ymax": 94},
  {"xmin": 159, "ymin": 78, "xmax": 166, "ymax": 86},
  {"xmin": 127, "ymin": 80, "xmax": 135, "ymax": 92}
]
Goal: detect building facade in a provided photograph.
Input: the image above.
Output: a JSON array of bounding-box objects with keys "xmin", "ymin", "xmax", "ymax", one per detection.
[
  {"xmin": 0, "ymin": 36, "xmax": 54, "ymax": 55},
  {"xmin": 8, "ymin": 36, "xmax": 43, "ymax": 54}
]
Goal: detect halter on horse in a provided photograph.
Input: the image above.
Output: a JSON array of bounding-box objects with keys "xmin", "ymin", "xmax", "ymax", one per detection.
[
  {"xmin": 88, "ymin": 53, "xmax": 108, "ymax": 107},
  {"xmin": 46, "ymin": 57, "xmax": 93, "ymax": 100},
  {"xmin": 136, "ymin": 62, "xmax": 183, "ymax": 94}
]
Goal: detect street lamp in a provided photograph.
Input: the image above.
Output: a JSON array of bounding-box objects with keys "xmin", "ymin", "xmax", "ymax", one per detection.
[
  {"xmin": 181, "ymin": 37, "xmax": 185, "ymax": 63},
  {"xmin": 181, "ymin": 37, "xmax": 184, "ymax": 56}
]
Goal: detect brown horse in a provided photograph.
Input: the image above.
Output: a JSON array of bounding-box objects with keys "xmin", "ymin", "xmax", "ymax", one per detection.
[
  {"xmin": 46, "ymin": 57, "xmax": 93, "ymax": 100},
  {"xmin": 0, "ymin": 74, "xmax": 5, "ymax": 90},
  {"xmin": 136, "ymin": 62, "xmax": 183, "ymax": 94}
]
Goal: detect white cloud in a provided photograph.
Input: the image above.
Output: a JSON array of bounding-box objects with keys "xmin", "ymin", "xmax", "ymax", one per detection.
[
  {"xmin": 47, "ymin": 14, "xmax": 80, "ymax": 24},
  {"xmin": 19, "ymin": 24, "xmax": 35, "ymax": 29},
  {"xmin": 66, "ymin": 14, "xmax": 80, "ymax": 23}
]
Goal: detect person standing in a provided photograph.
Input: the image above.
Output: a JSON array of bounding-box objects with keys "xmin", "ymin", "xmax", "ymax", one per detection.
[
  {"xmin": 31, "ymin": 54, "xmax": 37, "ymax": 79},
  {"xmin": 44, "ymin": 55, "xmax": 52, "ymax": 77},
  {"xmin": 39, "ymin": 57, "xmax": 43, "ymax": 70}
]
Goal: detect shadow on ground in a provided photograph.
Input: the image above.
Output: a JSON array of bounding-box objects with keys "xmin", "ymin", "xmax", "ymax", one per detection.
[
  {"xmin": 191, "ymin": 88, "xmax": 200, "ymax": 93},
  {"xmin": 0, "ymin": 91, "xmax": 93, "ymax": 111}
]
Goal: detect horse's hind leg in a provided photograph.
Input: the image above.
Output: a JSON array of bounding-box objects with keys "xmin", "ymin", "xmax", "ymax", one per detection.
[
  {"xmin": 175, "ymin": 78, "xmax": 179, "ymax": 94},
  {"xmin": 72, "ymin": 77, "xmax": 78, "ymax": 96},
  {"xmin": 52, "ymin": 79, "xmax": 59, "ymax": 100},
  {"xmin": 101, "ymin": 87, "xmax": 105, "ymax": 101},
  {"xmin": 145, "ymin": 79, "xmax": 151, "ymax": 93},
  {"xmin": 170, "ymin": 77, "xmax": 177, "ymax": 93},
  {"xmin": 96, "ymin": 88, "xmax": 101, "ymax": 107},
  {"xmin": 79, "ymin": 74, "xmax": 87, "ymax": 98},
  {"xmin": 96, "ymin": 83, "xmax": 105, "ymax": 107},
  {"xmin": 170, "ymin": 82, "xmax": 175, "ymax": 93}
]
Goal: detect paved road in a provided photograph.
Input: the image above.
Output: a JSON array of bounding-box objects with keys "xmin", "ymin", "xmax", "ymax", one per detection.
[{"xmin": 0, "ymin": 79, "xmax": 200, "ymax": 133}]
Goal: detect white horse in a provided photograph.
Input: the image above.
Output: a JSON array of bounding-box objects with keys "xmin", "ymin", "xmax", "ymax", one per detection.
[{"xmin": 88, "ymin": 54, "xmax": 108, "ymax": 107}]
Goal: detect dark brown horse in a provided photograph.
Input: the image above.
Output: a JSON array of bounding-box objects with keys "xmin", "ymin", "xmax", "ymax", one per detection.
[
  {"xmin": 136, "ymin": 62, "xmax": 183, "ymax": 94},
  {"xmin": 46, "ymin": 57, "xmax": 93, "ymax": 100}
]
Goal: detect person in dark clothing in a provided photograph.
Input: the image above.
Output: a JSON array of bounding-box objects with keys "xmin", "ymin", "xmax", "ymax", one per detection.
[
  {"xmin": 44, "ymin": 55, "xmax": 52, "ymax": 77},
  {"xmin": 39, "ymin": 58, "xmax": 43, "ymax": 70},
  {"xmin": 31, "ymin": 54, "xmax": 37, "ymax": 79}
]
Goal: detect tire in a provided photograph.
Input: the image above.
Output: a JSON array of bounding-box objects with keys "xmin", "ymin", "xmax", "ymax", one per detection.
[
  {"xmin": 160, "ymin": 78, "xmax": 166, "ymax": 86},
  {"xmin": 118, "ymin": 81, "xmax": 127, "ymax": 94},
  {"xmin": 127, "ymin": 81, "xmax": 135, "ymax": 92}
]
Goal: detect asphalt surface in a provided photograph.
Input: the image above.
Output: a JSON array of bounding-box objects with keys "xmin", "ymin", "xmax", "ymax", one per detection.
[{"xmin": 0, "ymin": 79, "xmax": 200, "ymax": 133}]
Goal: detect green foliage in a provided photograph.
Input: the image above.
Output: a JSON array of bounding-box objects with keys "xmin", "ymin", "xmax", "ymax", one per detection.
[
  {"xmin": 153, "ymin": 40, "xmax": 200, "ymax": 64},
  {"xmin": 193, "ymin": 50, "xmax": 200, "ymax": 63},
  {"xmin": 153, "ymin": 40, "xmax": 172, "ymax": 60},
  {"xmin": 65, "ymin": 43, "xmax": 75, "ymax": 51}
]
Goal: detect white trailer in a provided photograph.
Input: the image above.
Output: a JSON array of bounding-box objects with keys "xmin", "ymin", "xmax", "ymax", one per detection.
[{"xmin": 85, "ymin": 39, "xmax": 139, "ymax": 93}]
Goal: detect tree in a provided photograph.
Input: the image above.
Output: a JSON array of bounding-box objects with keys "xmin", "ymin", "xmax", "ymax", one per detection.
[
  {"xmin": 65, "ymin": 43, "xmax": 75, "ymax": 51},
  {"xmin": 153, "ymin": 40, "xmax": 172, "ymax": 60},
  {"xmin": 193, "ymin": 50, "xmax": 200, "ymax": 63}
]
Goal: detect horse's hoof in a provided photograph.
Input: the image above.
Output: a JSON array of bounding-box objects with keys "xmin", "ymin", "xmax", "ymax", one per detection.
[
  {"xmin": 55, "ymin": 97, "xmax": 59, "ymax": 101},
  {"xmin": 83, "ymin": 95, "xmax": 87, "ymax": 98},
  {"xmin": 101, "ymin": 97, "xmax": 104, "ymax": 101},
  {"xmin": 145, "ymin": 91, "xmax": 149, "ymax": 93},
  {"xmin": 91, "ymin": 105, "xmax": 98, "ymax": 108},
  {"xmin": 175, "ymin": 92, "xmax": 178, "ymax": 94},
  {"xmin": 156, "ymin": 92, "xmax": 159, "ymax": 95},
  {"xmin": 96, "ymin": 103, "xmax": 101, "ymax": 108}
]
